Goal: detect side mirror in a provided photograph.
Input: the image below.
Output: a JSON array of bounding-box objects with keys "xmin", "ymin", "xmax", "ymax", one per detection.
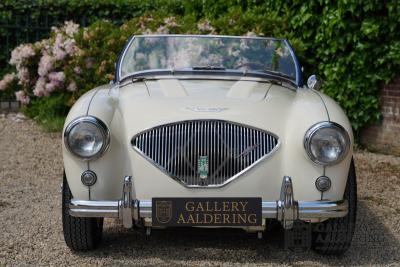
[{"xmin": 307, "ymin": 75, "xmax": 322, "ymax": 90}]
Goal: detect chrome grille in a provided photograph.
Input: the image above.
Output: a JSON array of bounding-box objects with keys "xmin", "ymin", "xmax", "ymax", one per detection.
[{"xmin": 132, "ymin": 120, "xmax": 279, "ymax": 187}]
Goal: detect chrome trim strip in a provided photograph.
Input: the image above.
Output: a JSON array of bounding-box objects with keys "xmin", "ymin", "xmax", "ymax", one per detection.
[
  {"xmin": 69, "ymin": 200, "xmax": 119, "ymax": 218},
  {"xmin": 131, "ymin": 119, "xmax": 280, "ymax": 188},
  {"xmin": 284, "ymin": 39, "xmax": 303, "ymax": 87},
  {"xmin": 69, "ymin": 199, "xmax": 348, "ymax": 220},
  {"xmin": 63, "ymin": 116, "xmax": 110, "ymax": 161}
]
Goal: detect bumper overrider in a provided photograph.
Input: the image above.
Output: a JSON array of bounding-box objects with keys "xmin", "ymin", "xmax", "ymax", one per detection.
[{"xmin": 69, "ymin": 176, "xmax": 348, "ymax": 229}]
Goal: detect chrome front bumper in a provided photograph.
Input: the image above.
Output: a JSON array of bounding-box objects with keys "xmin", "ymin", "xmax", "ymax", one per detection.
[{"xmin": 69, "ymin": 176, "xmax": 348, "ymax": 229}]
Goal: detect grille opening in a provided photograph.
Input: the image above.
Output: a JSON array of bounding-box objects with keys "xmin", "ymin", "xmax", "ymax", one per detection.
[{"xmin": 132, "ymin": 120, "xmax": 278, "ymax": 187}]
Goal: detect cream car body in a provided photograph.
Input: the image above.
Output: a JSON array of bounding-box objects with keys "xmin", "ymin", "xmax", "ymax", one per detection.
[
  {"xmin": 62, "ymin": 35, "xmax": 356, "ymax": 253},
  {"xmin": 64, "ymin": 78, "xmax": 352, "ymax": 202}
]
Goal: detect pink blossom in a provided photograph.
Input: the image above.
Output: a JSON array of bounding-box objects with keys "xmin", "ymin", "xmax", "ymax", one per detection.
[
  {"xmin": 51, "ymin": 25, "xmax": 61, "ymax": 34},
  {"xmin": 73, "ymin": 66, "xmax": 82, "ymax": 74},
  {"xmin": 64, "ymin": 38, "xmax": 79, "ymax": 55},
  {"xmin": 0, "ymin": 73, "xmax": 15, "ymax": 91},
  {"xmin": 9, "ymin": 44, "xmax": 35, "ymax": 67},
  {"xmin": 15, "ymin": 90, "xmax": 30, "ymax": 104},
  {"xmin": 48, "ymin": 71, "xmax": 65, "ymax": 84},
  {"xmin": 36, "ymin": 39, "xmax": 51, "ymax": 53},
  {"xmin": 64, "ymin": 21, "xmax": 79, "ymax": 37},
  {"xmin": 45, "ymin": 81, "xmax": 57, "ymax": 93},
  {"xmin": 53, "ymin": 34, "xmax": 67, "ymax": 60},
  {"xmin": 33, "ymin": 77, "xmax": 47, "ymax": 97},
  {"xmin": 67, "ymin": 81, "xmax": 77, "ymax": 92},
  {"xmin": 17, "ymin": 67, "xmax": 30, "ymax": 86},
  {"xmin": 38, "ymin": 54, "xmax": 54, "ymax": 76}
]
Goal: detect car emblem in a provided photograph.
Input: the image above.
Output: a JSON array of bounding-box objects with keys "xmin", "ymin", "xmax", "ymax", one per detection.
[
  {"xmin": 186, "ymin": 107, "xmax": 229, "ymax": 112},
  {"xmin": 198, "ymin": 155, "xmax": 209, "ymax": 179},
  {"xmin": 155, "ymin": 201, "xmax": 172, "ymax": 224}
]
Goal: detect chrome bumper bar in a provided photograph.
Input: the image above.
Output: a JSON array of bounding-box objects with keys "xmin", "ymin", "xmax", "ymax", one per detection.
[{"xmin": 69, "ymin": 176, "xmax": 348, "ymax": 229}]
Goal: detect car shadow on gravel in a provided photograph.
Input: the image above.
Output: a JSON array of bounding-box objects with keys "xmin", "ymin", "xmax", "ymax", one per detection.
[{"xmin": 74, "ymin": 201, "xmax": 399, "ymax": 266}]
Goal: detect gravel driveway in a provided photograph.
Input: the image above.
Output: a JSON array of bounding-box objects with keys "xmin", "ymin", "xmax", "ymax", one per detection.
[{"xmin": 1, "ymin": 113, "xmax": 399, "ymax": 266}]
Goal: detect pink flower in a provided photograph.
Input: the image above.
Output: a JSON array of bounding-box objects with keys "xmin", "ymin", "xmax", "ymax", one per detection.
[
  {"xmin": 73, "ymin": 66, "xmax": 82, "ymax": 74},
  {"xmin": 38, "ymin": 54, "xmax": 54, "ymax": 76},
  {"xmin": 53, "ymin": 34, "xmax": 67, "ymax": 60},
  {"xmin": 48, "ymin": 71, "xmax": 65, "ymax": 84},
  {"xmin": 0, "ymin": 73, "xmax": 15, "ymax": 91},
  {"xmin": 47, "ymin": 71, "xmax": 65, "ymax": 92},
  {"xmin": 64, "ymin": 21, "xmax": 79, "ymax": 37},
  {"xmin": 64, "ymin": 38, "xmax": 79, "ymax": 56},
  {"xmin": 15, "ymin": 90, "xmax": 30, "ymax": 104},
  {"xmin": 45, "ymin": 81, "xmax": 57, "ymax": 93},
  {"xmin": 51, "ymin": 25, "xmax": 61, "ymax": 34},
  {"xmin": 67, "ymin": 81, "xmax": 77, "ymax": 92},
  {"xmin": 9, "ymin": 44, "xmax": 35, "ymax": 67},
  {"xmin": 17, "ymin": 68, "xmax": 30, "ymax": 86},
  {"xmin": 33, "ymin": 77, "xmax": 47, "ymax": 97}
]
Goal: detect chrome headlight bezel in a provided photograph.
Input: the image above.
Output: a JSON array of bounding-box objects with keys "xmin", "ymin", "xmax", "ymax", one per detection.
[
  {"xmin": 64, "ymin": 116, "xmax": 110, "ymax": 161},
  {"xmin": 304, "ymin": 121, "xmax": 350, "ymax": 166}
]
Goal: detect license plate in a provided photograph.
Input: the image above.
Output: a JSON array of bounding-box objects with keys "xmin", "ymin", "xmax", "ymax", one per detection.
[{"xmin": 152, "ymin": 197, "xmax": 262, "ymax": 227}]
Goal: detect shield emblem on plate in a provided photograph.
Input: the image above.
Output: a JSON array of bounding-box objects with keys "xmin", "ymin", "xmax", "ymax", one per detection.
[{"xmin": 155, "ymin": 200, "xmax": 172, "ymax": 224}]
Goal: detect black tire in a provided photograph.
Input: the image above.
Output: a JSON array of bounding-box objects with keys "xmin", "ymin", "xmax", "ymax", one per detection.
[
  {"xmin": 62, "ymin": 173, "xmax": 103, "ymax": 251},
  {"xmin": 311, "ymin": 158, "xmax": 357, "ymax": 255}
]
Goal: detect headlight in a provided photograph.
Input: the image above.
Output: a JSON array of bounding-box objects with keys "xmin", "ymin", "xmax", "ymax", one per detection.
[
  {"xmin": 64, "ymin": 116, "xmax": 110, "ymax": 160},
  {"xmin": 304, "ymin": 122, "xmax": 350, "ymax": 166}
]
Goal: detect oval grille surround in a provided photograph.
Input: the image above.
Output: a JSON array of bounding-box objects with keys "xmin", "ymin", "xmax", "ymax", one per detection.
[{"xmin": 132, "ymin": 120, "xmax": 279, "ymax": 187}]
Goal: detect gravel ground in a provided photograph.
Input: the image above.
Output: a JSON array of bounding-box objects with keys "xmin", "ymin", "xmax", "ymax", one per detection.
[{"xmin": 0, "ymin": 112, "xmax": 399, "ymax": 267}]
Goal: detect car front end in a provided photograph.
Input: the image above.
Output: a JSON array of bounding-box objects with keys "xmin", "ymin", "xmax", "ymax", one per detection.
[{"xmin": 61, "ymin": 35, "xmax": 356, "ymax": 254}]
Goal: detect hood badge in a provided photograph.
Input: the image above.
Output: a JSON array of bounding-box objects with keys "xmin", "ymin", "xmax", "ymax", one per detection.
[{"xmin": 186, "ymin": 107, "xmax": 229, "ymax": 112}]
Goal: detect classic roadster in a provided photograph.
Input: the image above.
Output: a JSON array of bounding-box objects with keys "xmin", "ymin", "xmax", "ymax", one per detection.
[{"xmin": 62, "ymin": 35, "xmax": 356, "ymax": 255}]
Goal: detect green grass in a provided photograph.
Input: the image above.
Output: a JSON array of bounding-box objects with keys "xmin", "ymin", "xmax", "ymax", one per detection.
[
  {"xmin": 34, "ymin": 115, "xmax": 65, "ymax": 132},
  {"xmin": 21, "ymin": 93, "xmax": 68, "ymax": 132}
]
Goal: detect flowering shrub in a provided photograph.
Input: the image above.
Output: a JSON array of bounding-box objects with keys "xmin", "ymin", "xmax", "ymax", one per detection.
[
  {"xmin": 0, "ymin": 15, "xmax": 227, "ymax": 130},
  {"xmin": 0, "ymin": 15, "xmax": 226, "ymax": 109}
]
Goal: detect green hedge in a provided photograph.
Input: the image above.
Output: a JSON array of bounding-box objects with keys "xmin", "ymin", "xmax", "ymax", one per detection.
[
  {"xmin": 173, "ymin": 1, "xmax": 400, "ymax": 132},
  {"xmin": 1, "ymin": 0, "xmax": 399, "ymax": 135}
]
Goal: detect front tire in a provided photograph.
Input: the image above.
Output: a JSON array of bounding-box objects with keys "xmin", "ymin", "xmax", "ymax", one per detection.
[
  {"xmin": 311, "ymin": 158, "xmax": 357, "ymax": 255},
  {"xmin": 62, "ymin": 174, "xmax": 103, "ymax": 251}
]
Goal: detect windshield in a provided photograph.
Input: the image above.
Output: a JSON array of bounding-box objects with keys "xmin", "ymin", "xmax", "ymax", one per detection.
[{"xmin": 119, "ymin": 35, "xmax": 300, "ymax": 85}]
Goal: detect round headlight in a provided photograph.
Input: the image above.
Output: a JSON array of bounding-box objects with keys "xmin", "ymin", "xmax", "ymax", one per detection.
[
  {"xmin": 64, "ymin": 116, "xmax": 110, "ymax": 160},
  {"xmin": 304, "ymin": 122, "xmax": 350, "ymax": 166}
]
